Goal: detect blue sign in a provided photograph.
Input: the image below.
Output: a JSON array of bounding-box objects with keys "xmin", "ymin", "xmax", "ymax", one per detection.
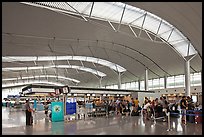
[
  {"xmin": 51, "ymin": 102, "xmax": 64, "ymax": 122},
  {"xmin": 66, "ymin": 98, "xmax": 76, "ymax": 115}
]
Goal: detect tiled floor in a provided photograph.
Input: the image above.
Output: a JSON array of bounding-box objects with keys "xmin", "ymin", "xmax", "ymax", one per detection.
[{"xmin": 2, "ymin": 107, "xmax": 202, "ymax": 135}]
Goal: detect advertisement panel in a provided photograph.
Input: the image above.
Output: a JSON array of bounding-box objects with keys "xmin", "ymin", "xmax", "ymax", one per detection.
[
  {"xmin": 51, "ymin": 102, "xmax": 64, "ymax": 122},
  {"xmin": 66, "ymin": 98, "xmax": 76, "ymax": 115}
]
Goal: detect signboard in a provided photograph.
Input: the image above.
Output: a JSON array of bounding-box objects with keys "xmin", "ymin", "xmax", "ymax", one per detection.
[
  {"xmin": 55, "ymin": 89, "xmax": 60, "ymax": 95},
  {"xmin": 66, "ymin": 98, "xmax": 76, "ymax": 115},
  {"xmin": 51, "ymin": 102, "xmax": 64, "ymax": 122}
]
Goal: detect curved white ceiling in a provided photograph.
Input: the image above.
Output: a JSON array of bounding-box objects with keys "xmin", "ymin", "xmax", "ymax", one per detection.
[
  {"xmin": 21, "ymin": 2, "xmax": 197, "ymax": 58},
  {"xmin": 2, "ymin": 80, "xmax": 65, "ymax": 88},
  {"xmin": 2, "ymin": 55, "xmax": 126, "ymax": 73},
  {"xmin": 2, "ymin": 75, "xmax": 80, "ymax": 83},
  {"xmin": 2, "ymin": 2, "xmax": 201, "ymax": 88},
  {"xmin": 2, "ymin": 65, "xmax": 106, "ymax": 77}
]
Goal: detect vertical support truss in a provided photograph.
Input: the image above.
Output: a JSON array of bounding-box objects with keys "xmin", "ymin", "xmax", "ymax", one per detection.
[
  {"xmin": 129, "ymin": 25, "xmax": 138, "ymax": 37},
  {"xmin": 166, "ymin": 28, "xmax": 174, "ymax": 42},
  {"xmin": 144, "ymin": 30, "xmax": 153, "ymax": 41},
  {"xmin": 187, "ymin": 42, "xmax": 190, "ymax": 56},
  {"xmin": 117, "ymin": 4, "xmax": 126, "ymax": 31},
  {"xmin": 139, "ymin": 13, "xmax": 147, "ymax": 37},
  {"xmin": 80, "ymin": 60, "xmax": 84, "ymax": 67},
  {"xmin": 34, "ymin": 60, "xmax": 37, "ymax": 66},
  {"xmin": 154, "ymin": 20, "xmax": 162, "ymax": 41},
  {"xmin": 89, "ymin": 2, "xmax": 94, "ymax": 18},
  {"xmin": 65, "ymin": 68, "xmax": 69, "ymax": 74},
  {"xmin": 108, "ymin": 20, "xmax": 116, "ymax": 32},
  {"xmin": 65, "ymin": 2, "xmax": 88, "ymax": 21}
]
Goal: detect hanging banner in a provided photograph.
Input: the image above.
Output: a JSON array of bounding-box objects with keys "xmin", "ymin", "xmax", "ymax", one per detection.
[{"xmin": 51, "ymin": 102, "xmax": 64, "ymax": 122}]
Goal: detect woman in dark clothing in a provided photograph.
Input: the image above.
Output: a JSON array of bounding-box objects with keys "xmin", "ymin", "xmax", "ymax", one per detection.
[
  {"xmin": 44, "ymin": 102, "xmax": 49, "ymax": 117},
  {"xmin": 180, "ymin": 96, "xmax": 187, "ymax": 124},
  {"xmin": 25, "ymin": 99, "xmax": 32, "ymax": 125}
]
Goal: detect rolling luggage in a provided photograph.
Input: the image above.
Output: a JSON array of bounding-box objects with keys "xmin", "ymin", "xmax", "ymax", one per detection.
[
  {"xmin": 194, "ymin": 110, "xmax": 202, "ymax": 124},
  {"xmin": 131, "ymin": 110, "xmax": 139, "ymax": 116},
  {"xmin": 30, "ymin": 115, "xmax": 33, "ymax": 125}
]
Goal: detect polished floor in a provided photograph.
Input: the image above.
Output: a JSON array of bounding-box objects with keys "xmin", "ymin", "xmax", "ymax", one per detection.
[{"xmin": 2, "ymin": 107, "xmax": 202, "ymax": 135}]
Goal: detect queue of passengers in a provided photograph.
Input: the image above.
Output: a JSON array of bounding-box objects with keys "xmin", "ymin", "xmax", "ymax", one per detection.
[
  {"xmin": 92, "ymin": 95, "xmax": 197, "ymax": 125},
  {"xmin": 92, "ymin": 98, "xmax": 142, "ymax": 116},
  {"xmin": 141, "ymin": 95, "xmax": 197, "ymax": 124}
]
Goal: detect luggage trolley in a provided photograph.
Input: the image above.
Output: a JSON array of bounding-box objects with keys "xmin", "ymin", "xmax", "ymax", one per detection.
[{"xmin": 151, "ymin": 105, "xmax": 167, "ymax": 123}]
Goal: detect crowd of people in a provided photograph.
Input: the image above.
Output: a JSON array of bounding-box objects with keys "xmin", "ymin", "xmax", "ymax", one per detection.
[
  {"xmin": 24, "ymin": 95, "xmax": 200, "ymax": 126},
  {"xmin": 94, "ymin": 95, "xmax": 198, "ymax": 125},
  {"xmin": 140, "ymin": 95, "xmax": 197, "ymax": 124}
]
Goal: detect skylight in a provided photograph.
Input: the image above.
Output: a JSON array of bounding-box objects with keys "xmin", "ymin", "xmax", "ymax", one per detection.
[
  {"xmin": 2, "ymin": 75, "xmax": 80, "ymax": 83},
  {"xmin": 2, "ymin": 56, "xmax": 126, "ymax": 73},
  {"xmin": 2, "ymin": 65, "xmax": 106, "ymax": 77},
  {"xmin": 20, "ymin": 2, "xmax": 198, "ymax": 57},
  {"xmin": 2, "ymin": 80, "xmax": 65, "ymax": 88}
]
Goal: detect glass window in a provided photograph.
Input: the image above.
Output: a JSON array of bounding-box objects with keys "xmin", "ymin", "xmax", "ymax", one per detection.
[
  {"xmin": 140, "ymin": 81, "xmax": 145, "ymax": 90},
  {"xmin": 191, "ymin": 72, "xmax": 201, "ymax": 86},
  {"xmin": 159, "ymin": 78, "xmax": 164, "ymax": 89},
  {"xmin": 126, "ymin": 82, "xmax": 131, "ymax": 89},
  {"xmin": 130, "ymin": 81, "xmax": 136, "ymax": 88},
  {"xmin": 174, "ymin": 75, "xmax": 184, "ymax": 88},
  {"xmin": 135, "ymin": 81, "xmax": 139, "ymax": 90},
  {"xmin": 113, "ymin": 84, "xmax": 118, "ymax": 89},
  {"xmin": 167, "ymin": 76, "xmax": 175, "ymax": 88},
  {"xmin": 148, "ymin": 79, "xmax": 153, "ymax": 90},
  {"xmin": 152, "ymin": 78, "xmax": 160, "ymax": 89},
  {"xmin": 121, "ymin": 83, "xmax": 126, "ymax": 89}
]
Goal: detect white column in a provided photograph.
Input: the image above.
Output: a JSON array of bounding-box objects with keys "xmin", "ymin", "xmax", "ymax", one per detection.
[
  {"xmin": 184, "ymin": 54, "xmax": 197, "ymax": 96},
  {"xmin": 118, "ymin": 72, "xmax": 121, "ymax": 89},
  {"xmin": 99, "ymin": 77, "xmax": 102, "ymax": 88},
  {"xmin": 145, "ymin": 68, "xmax": 148, "ymax": 91},
  {"xmin": 164, "ymin": 75, "xmax": 167, "ymax": 89},
  {"xmin": 185, "ymin": 60, "xmax": 191, "ymax": 96}
]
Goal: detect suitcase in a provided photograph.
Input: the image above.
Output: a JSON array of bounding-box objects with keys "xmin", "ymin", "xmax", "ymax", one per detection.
[
  {"xmin": 131, "ymin": 110, "xmax": 139, "ymax": 116},
  {"xmin": 194, "ymin": 111, "xmax": 202, "ymax": 124},
  {"xmin": 30, "ymin": 116, "xmax": 33, "ymax": 125},
  {"xmin": 188, "ymin": 113, "xmax": 195, "ymax": 123}
]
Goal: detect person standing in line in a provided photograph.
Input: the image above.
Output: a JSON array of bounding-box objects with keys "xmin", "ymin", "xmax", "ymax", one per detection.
[
  {"xmin": 25, "ymin": 99, "xmax": 33, "ymax": 125},
  {"xmin": 134, "ymin": 97, "xmax": 140, "ymax": 107},
  {"xmin": 44, "ymin": 102, "xmax": 49, "ymax": 117},
  {"xmin": 180, "ymin": 96, "xmax": 188, "ymax": 124}
]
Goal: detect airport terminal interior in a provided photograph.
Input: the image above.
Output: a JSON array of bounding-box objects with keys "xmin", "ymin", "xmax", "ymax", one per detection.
[{"xmin": 2, "ymin": 2, "xmax": 202, "ymax": 135}]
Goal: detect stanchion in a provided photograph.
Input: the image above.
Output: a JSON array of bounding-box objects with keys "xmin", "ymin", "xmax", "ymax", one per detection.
[{"xmin": 167, "ymin": 112, "xmax": 172, "ymax": 131}]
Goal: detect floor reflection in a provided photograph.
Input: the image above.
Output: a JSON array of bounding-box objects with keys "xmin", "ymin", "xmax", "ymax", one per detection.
[{"xmin": 2, "ymin": 107, "xmax": 202, "ymax": 135}]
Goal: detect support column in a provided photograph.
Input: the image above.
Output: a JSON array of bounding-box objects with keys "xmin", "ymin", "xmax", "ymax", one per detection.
[
  {"xmin": 138, "ymin": 80, "xmax": 140, "ymax": 90},
  {"xmin": 184, "ymin": 54, "xmax": 197, "ymax": 97},
  {"xmin": 185, "ymin": 60, "xmax": 191, "ymax": 97},
  {"xmin": 145, "ymin": 68, "xmax": 149, "ymax": 91},
  {"xmin": 84, "ymin": 94, "xmax": 86, "ymax": 106},
  {"xmin": 164, "ymin": 75, "xmax": 167, "ymax": 89},
  {"xmin": 118, "ymin": 72, "xmax": 121, "ymax": 89},
  {"xmin": 63, "ymin": 94, "xmax": 66, "ymax": 115},
  {"xmin": 99, "ymin": 77, "xmax": 103, "ymax": 88}
]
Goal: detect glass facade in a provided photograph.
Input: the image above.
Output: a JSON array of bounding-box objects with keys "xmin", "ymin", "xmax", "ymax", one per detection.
[{"xmin": 104, "ymin": 72, "xmax": 201, "ymax": 90}]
